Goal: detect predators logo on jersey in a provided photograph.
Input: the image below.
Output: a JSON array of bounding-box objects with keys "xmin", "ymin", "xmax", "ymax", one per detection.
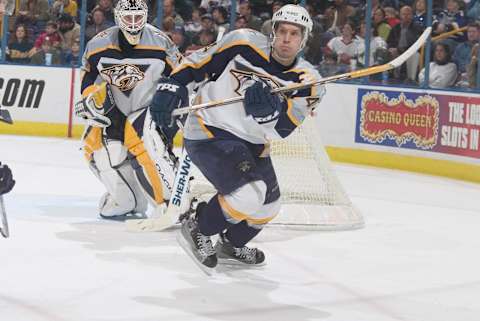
[
  {"xmin": 100, "ymin": 64, "xmax": 147, "ymax": 92},
  {"xmin": 230, "ymin": 69, "xmax": 286, "ymax": 100}
]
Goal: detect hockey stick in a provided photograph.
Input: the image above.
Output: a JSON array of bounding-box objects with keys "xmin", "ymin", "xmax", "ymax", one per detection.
[
  {"xmin": 125, "ymin": 121, "xmax": 196, "ymax": 232},
  {"xmin": 171, "ymin": 27, "xmax": 432, "ymax": 117},
  {"xmin": 0, "ymin": 196, "xmax": 9, "ymax": 238}
]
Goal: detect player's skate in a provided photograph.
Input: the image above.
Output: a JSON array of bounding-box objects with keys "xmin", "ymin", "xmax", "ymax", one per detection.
[
  {"xmin": 215, "ymin": 232, "xmax": 265, "ymax": 266},
  {"xmin": 177, "ymin": 204, "xmax": 217, "ymax": 272}
]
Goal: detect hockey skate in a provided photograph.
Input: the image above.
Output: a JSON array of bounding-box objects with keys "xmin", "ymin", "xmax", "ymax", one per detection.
[
  {"xmin": 215, "ymin": 232, "xmax": 265, "ymax": 266},
  {"xmin": 177, "ymin": 204, "xmax": 217, "ymax": 273}
]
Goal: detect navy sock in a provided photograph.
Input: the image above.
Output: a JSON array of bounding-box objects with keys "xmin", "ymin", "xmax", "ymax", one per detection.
[
  {"xmin": 225, "ymin": 220, "xmax": 262, "ymax": 248},
  {"xmin": 197, "ymin": 194, "xmax": 231, "ymax": 236}
]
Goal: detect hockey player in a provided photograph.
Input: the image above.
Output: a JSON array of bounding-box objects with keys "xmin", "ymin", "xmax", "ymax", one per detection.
[
  {"xmin": 75, "ymin": 0, "xmax": 181, "ymax": 219},
  {"xmin": 1, "ymin": 108, "xmax": 15, "ymax": 238},
  {"xmin": 150, "ymin": 4, "xmax": 325, "ymax": 269}
]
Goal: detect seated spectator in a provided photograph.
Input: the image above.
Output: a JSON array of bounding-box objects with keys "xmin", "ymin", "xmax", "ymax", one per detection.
[
  {"xmin": 384, "ymin": 7, "xmax": 400, "ymax": 28},
  {"xmin": 419, "ymin": 42, "xmax": 458, "ymax": 88},
  {"xmin": 50, "ymin": 0, "xmax": 78, "ymax": 19},
  {"xmin": 63, "ymin": 37, "xmax": 80, "ymax": 65},
  {"xmin": 434, "ymin": 0, "xmax": 467, "ymax": 39},
  {"xmin": 238, "ymin": 0, "xmax": 262, "ymax": 31},
  {"xmin": 92, "ymin": 0, "xmax": 114, "ymax": 25},
  {"xmin": 30, "ymin": 37, "xmax": 62, "ymax": 65},
  {"xmin": 57, "ymin": 13, "xmax": 80, "ymax": 52},
  {"xmin": 16, "ymin": 0, "xmax": 51, "ymax": 37},
  {"xmin": 454, "ymin": 22, "xmax": 480, "ymax": 75},
  {"xmin": 85, "ymin": 7, "xmax": 113, "ymax": 42},
  {"xmin": 260, "ymin": 1, "xmax": 283, "ymax": 36},
  {"xmin": 212, "ymin": 6, "xmax": 229, "ymax": 31},
  {"xmin": 357, "ymin": 20, "xmax": 388, "ymax": 67},
  {"xmin": 324, "ymin": 0, "xmax": 356, "ymax": 31},
  {"xmin": 413, "ymin": 0, "xmax": 428, "ymax": 29},
  {"xmin": 162, "ymin": 16, "xmax": 176, "ymax": 35},
  {"xmin": 34, "ymin": 21, "xmax": 62, "ymax": 49},
  {"xmin": 200, "ymin": 0, "xmax": 231, "ymax": 11},
  {"xmin": 185, "ymin": 29, "xmax": 215, "ymax": 55},
  {"xmin": 318, "ymin": 52, "xmax": 339, "ymax": 77},
  {"xmin": 185, "ymin": 7, "xmax": 203, "ymax": 37},
  {"xmin": 7, "ymin": 24, "xmax": 35, "ymax": 64},
  {"xmin": 171, "ymin": 25, "xmax": 190, "ymax": 54},
  {"xmin": 373, "ymin": 7, "xmax": 392, "ymax": 42},
  {"xmin": 200, "ymin": 13, "xmax": 216, "ymax": 33},
  {"xmin": 162, "ymin": 0, "xmax": 184, "ymax": 26},
  {"xmin": 467, "ymin": 43, "xmax": 479, "ymax": 88},
  {"xmin": 387, "ymin": 6, "xmax": 423, "ymax": 82},
  {"xmin": 234, "ymin": 15, "xmax": 247, "ymax": 30},
  {"xmin": 325, "ymin": 20, "xmax": 364, "ymax": 73}
]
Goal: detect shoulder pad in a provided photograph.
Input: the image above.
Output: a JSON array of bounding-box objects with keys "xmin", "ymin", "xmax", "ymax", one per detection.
[
  {"xmin": 140, "ymin": 24, "xmax": 176, "ymax": 50},
  {"xmin": 218, "ymin": 29, "xmax": 270, "ymax": 55},
  {"xmin": 86, "ymin": 26, "xmax": 119, "ymax": 54}
]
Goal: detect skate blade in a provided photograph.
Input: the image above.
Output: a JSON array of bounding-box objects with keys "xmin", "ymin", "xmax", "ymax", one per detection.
[
  {"xmin": 100, "ymin": 212, "xmax": 146, "ymax": 222},
  {"xmin": 176, "ymin": 230, "xmax": 216, "ymax": 276},
  {"xmin": 217, "ymin": 257, "xmax": 266, "ymax": 268}
]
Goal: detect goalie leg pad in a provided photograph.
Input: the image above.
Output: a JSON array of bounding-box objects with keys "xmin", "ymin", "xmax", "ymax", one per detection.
[
  {"xmin": 90, "ymin": 140, "xmax": 148, "ymax": 216},
  {"xmin": 124, "ymin": 109, "xmax": 175, "ymax": 207}
]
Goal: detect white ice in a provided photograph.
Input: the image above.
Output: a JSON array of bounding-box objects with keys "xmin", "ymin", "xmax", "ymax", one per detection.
[{"xmin": 1, "ymin": 135, "xmax": 479, "ymax": 321}]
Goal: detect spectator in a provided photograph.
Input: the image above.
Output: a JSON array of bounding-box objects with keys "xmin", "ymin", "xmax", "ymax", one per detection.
[
  {"xmin": 238, "ymin": 0, "xmax": 262, "ymax": 31},
  {"xmin": 467, "ymin": 43, "xmax": 479, "ymax": 88},
  {"xmin": 162, "ymin": 0, "xmax": 184, "ymax": 26},
  {"xmin": 50, "ymin": 0, "xmax": 78, "ymax": 19},
  {"xmin": 171, "ymin": 25, "xmax": 189, "ymax": 53},
  {"xmin": 200, "ymin": 0, "xmax": 231, "ymax": 11},
  {"xmin": 16, "ymin": 0, "xmax": 51, "ymax": 37},
  {"xmin": 200, "ymin": 13, "xmax": 215, "ymax": 33},
  {"xmin": 384, "ymin": 7, "xmax": 400, "ymax": 27},
  {"xmin": 260, "ymin": 0, "xmax": 283, "ymax": 36},
  {"xmin": 93, "ymin": 0, "xmax": 114, "ymax": 25},
  {"xmin": 454, "ymin": 22, "xmax": 480, "ymax": 74},
  {"xmin": 419, "ymin": 42, "xmax": 458, "ymax": 88},
  {"xmin": 318, "ymin": 51, "xmax": 339, "ymax": 76},
  {"xmin": 413, "ymin": 0, "xmax": 428, "ymax": 29},
  {"xmin": 212, "ymin": 6, "xmax": 229, "ymax": 31},
  {"xmin": 184, "ymin": 7, "xmax": 203, "ymax": 37},
  {"xmin": 387, "ymin": 6, "xmax": 423, "ymax": 82},
  {"xmin": 7, "ymin": 24, "xmax": 35, "ymax": 64},
  {"xmin": 373, "ymin": 7, "xmax": 392, "ymax": 42},
  {"xmin": 63, "ymin": 37, "xmax": 81, "ymax": 65},
  {"xmin": 325, "ymin": 20, "xmax": 364, "ymax": 73},
  {"xmin": 34, "ymin": 20, "xmax": 62, "ymax": 49},
  {"xmin": 85, "ymin": 7, "xmax": 113, "ymax": 42},
  {"xmin": 434, "ymin": 0, "xmax": 467, "ymax": 37},
  {"xmin": 197, "ymin": 28, "xmax": 215, "ymax": 46},
  {"xmin": 234, "ymin": 15, "xmax": 247, "ymax": 29},
  {"xmin": 162, "ymin": 16, "xmax": 176, "ymax": 34},
  {"xmin": 324, "ymin": 0, "xmax": 356, "ymax": 31},
  {"xmin": 57, "ymin": 13, "xmax": 80, "ymax": 51},
  {"xmin": 30, "ymin": 36, "xmax": 62, "ymax": 65},
  {"xmin": 358, "ymin": 20, "xmax": 388, "ymax": 67}
]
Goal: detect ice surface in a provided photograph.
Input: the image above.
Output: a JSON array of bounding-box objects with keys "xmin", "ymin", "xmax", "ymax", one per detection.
[{"xmin": 1, "ymin": 135, "xmax": 479, "ymax": 321}]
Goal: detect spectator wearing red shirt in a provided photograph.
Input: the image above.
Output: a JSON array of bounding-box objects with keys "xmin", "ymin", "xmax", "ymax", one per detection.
[{"xmin": 34, "ymin": 20, "xmax": 62, "ymax": 49}]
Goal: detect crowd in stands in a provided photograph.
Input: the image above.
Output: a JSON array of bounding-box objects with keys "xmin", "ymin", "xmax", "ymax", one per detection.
[{"xmin": 0, "ymin": 0, "xmax": 479, "ymax": 89}]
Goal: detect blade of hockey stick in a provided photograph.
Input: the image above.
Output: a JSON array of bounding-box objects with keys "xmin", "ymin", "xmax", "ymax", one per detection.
[
  {"xmin": 125, "ymin": 147, "xmax": 195, "ymax": 232},
  {"xmin": 0, "ymin": 109, "xmax": 13, "ymax": 124},
  {"xmin": 0, "ymin": 195, "xmax": 10, "ymax": 238},
  {"xmin": 172, "ymin": 27, "xmax": 432, "ymax": 117}
]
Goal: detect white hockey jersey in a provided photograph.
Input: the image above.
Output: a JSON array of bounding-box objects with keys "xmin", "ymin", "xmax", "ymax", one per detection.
[
  {"xmin": 171, "ymin": 29, "xmax": 325, "ymax": 144},
  {"xmin": 81, "ymin": 24, "xmax": 181, "ymax": 116}
]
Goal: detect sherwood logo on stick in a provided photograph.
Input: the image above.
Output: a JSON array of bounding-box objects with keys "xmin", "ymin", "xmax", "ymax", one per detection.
[{"xmin": 0, "ymin": 78, "xmax": 45, "ymax": 109}]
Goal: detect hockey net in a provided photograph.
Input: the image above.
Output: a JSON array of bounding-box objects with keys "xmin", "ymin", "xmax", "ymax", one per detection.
[{"xmin": 190, "ymin": 115, "xmax": 364, "ymax": 231}]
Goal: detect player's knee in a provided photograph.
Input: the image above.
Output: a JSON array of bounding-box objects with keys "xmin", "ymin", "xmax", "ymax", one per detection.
[
  {"xmin": 93, "ymin": 141, "xmax": 128, "ymax": 170},
  {"xmin": 223, "ymin": 180, "xmax": 267, "ymax": 217}
]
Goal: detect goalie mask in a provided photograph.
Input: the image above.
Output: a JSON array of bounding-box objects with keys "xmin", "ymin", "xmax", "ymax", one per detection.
[
  {"xmin": 114, "ymin": 0, "xmax": 148, "ymax": 45},
  {"xmin": 271, "ymin": 4, "xmax": 313, "ymax": 53}
]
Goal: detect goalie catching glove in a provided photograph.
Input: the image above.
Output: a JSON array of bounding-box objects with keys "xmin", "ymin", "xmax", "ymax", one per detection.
[
  {"xmin": 244, "ymin": 81, "xmax": 283, "ymax": 124},
  {"xmin": 75, "ymin": 83, "xmax": 115, "ymax": 128},
  {"xmin": 150, "ymin": 77, "xmax": 188, "ymax": 141}
]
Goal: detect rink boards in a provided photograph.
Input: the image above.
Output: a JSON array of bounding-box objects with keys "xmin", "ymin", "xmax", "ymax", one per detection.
[{"xmin": 0, "ymin": 64, "xmax": 479, "ymax": 182}]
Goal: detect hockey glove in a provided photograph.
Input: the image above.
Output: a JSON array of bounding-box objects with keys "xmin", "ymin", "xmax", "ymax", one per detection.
[
  {"xmin": 0, "ymin": 163, "xmax": 15, "ymax": 195},
  {"xmin": 244, "ymin": 81, "xmax": 283, "ymax": 124},
  {"xmin": 150, "ymin": 77, "xmax": 188, "ymax": 130},
  {"xmin": 75, "ymin": 83, "xmax": 115, "ymax": 128}
]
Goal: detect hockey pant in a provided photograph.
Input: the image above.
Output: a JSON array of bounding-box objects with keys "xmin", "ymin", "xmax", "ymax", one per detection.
[
  {"xmin": 82, "ymin": 108, "xmax": 176, "ymax": 217},
  {"xmin": 184, "ymin": 136, "xmax": 281, "ymax": 248}
]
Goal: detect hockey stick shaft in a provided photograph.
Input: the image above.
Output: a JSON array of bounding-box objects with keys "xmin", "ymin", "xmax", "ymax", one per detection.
[
  {"xmin": 172, "ymin": 27, "xmax": 432, "ymax": 117},
  {"xmin": 0, "ymin": 195, "xmax": 9, "ymax": 238}
]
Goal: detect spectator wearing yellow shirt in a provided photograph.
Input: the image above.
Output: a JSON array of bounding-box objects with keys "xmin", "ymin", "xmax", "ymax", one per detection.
[{"xmin": 51, "ymin": 0, "xmax": 78, "ymax": 19}]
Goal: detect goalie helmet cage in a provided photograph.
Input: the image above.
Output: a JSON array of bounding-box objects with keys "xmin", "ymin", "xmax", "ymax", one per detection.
[{"xmin": 190, "ymin": 115, "xmax": 364, "ymax": 231}]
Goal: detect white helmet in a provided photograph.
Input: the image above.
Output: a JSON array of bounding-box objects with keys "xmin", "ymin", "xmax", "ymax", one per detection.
[
  {"xmin": 114, "ymin": 0, "xmax": 148, "ymax": 45},
  {"xmin": 271, "ymin": 4, "xmax": 313, "ymax": 51}
]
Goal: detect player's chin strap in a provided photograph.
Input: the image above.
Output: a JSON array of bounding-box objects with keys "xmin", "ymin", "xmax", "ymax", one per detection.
[{"xmin": 171, "ymin": 27, "xmax": 432, "ymax": 117}]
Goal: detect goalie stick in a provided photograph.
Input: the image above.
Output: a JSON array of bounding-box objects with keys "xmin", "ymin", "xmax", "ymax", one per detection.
[
  {"xmin": 0, "ymin": 196, "xmax": 9, "ymax": 238},
  {"xmin": 171, "ymin": 27, "xmax": 432, "ymax": 117}
]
